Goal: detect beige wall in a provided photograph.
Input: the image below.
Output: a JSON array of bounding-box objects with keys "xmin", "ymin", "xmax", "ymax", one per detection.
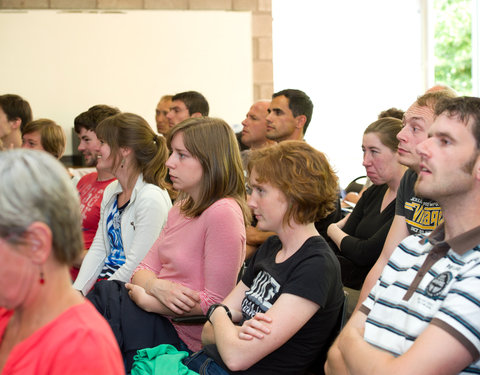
[{"xmin": 0, "ymin": 0, "xmax": 273, "ymax": 101}]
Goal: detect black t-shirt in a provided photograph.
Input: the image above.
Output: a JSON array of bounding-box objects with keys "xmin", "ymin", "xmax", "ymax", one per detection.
[
  {"xmin": 396, "ymin": 169, "xmax": 443, "ymax": 234},
  {"xmin": 205, "ymin": 235, "xmax": 344, "ymax": 374}
]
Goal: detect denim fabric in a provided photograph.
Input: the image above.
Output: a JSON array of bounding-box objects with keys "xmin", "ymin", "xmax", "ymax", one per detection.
[{"xmin": 183, "ymin": 350, "xmax": 230, "ymax": 375}]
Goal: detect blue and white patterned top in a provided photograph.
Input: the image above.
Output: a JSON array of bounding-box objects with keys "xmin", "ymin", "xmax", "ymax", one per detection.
[{"xmin": 98, "ymin": 196, "xmax": 129, "ymax": 279}]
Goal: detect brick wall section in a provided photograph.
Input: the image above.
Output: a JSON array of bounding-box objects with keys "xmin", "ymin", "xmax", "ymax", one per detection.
[{"xmin": 0, "ymin": 0, "xmax": 273, "ymax": 101}]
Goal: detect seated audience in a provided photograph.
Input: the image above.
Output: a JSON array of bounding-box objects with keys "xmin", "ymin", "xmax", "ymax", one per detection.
[
  {"xmin": 88, "ymin": 117, "xmax": 249, "ymax": 372},
  {"xmin": 21, "ymin": 118, "xmax": 66, "ymax": 159},
  {"xmin": 0, "ymin": 149, "xmax": 123, "ymax": 374},
  {"xmin": 0, "ymin": 94, "xmax": 32, "ymax": 149},
  {"xmin": 327, "ymin": 117, "xmax": 405, "ymax": 290},
  {"xmin": 325, "ymin": 96, "xmax": 480, "ymax": 375},
  {"xmin": 184, "ymin": 141, "xmax": 344, "ymax": 374},
  {"xmin": 71, "ymin": 104, "xmax": 119, "ymax": 281},
  {"xmin": 73, "ymin": 113, "xmax": 172, "ymax": 294}
]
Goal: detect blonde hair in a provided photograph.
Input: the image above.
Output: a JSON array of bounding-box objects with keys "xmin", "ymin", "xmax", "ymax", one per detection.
[
  {"xmin": 22, "ymin": 119, "xmax": 66, "ymax": 159},
  {"xmin": 416, "ymin": 88, "xmax": 457, "ymax": 111}
]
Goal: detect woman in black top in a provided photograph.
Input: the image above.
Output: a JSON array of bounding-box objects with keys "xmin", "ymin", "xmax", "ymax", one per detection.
[{"xmin": 327, "ymin": 117, "xmax": 406, "ymax": 289}]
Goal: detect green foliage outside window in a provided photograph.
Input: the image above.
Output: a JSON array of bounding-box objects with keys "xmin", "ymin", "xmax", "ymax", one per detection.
[{"xmin": 434, "ymin": 0, "xmax": 472, "ymax": 94}]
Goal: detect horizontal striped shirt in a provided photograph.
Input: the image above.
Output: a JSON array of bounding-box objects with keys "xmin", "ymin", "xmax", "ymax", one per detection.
[{"xmin": 361, "ymin": 224, "xmax": 480, "ymax": 374}]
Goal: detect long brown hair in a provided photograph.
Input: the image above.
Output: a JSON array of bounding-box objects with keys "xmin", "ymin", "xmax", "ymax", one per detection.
[
  {"xmin": 96, "ymin": 112, "xmax": 169, "ymax": 189},
  {"xmin": 167, "ymin": 117, "xmax": 250, "ymax": 223}
]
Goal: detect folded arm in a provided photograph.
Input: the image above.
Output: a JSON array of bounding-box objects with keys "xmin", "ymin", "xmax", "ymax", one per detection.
[
  {"xmin": 201, "ymin": 281, "xmax": 249, "ymax": 346},
  {"xmin": 130, "ymin": 269, "xmax": 201, "ymax": 316},
  {"xmin": 326, "ymin": 311, "xmax": 474, "ymax": 375},
  {"xmin": 339, "ymin": 218, "xmax": 393, "ymax": 267},
  {"xmin": 205, "ymin": 292, "xmax": 319, "ymax": 372}
]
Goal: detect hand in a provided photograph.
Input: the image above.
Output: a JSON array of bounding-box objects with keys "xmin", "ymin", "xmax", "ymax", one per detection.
[
  {"xmin": 125, "ymin": 283, "xmax": 159, "ymax": 312},
  {"xmin": 238, "ymin": 313, "xmax": 272, "ymax": 340},
  {"xmin": 147, "ymin": 279, "xmax": 201, "ymax": 315},
  {"xmin": 245, "ymin": 225, "xmax": 275, "ymax": 246},
  {"xmin": 246, "ymin": 225, "xmax": 260, "ymax": 246}
]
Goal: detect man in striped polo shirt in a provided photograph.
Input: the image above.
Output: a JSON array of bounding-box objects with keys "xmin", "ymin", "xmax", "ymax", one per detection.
[{"xmin": 325, "ymin": 96, "xmax": 480, "ymax": 375}]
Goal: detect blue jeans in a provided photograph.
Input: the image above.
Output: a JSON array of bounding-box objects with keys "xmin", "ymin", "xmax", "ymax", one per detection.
[{"xmin": 183, "ymin": 350, "xmax": 230, "ymax": 375}]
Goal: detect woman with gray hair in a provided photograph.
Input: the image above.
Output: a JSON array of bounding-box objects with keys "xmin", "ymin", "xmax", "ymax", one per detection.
[{"xmin": 0, "ymin": 149, "xmax": 123, "ymax": 374}]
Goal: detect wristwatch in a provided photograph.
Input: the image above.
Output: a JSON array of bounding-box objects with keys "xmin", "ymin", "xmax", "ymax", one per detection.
[{"xmin": 206, "ymin": 303, "xmax": 232, "ymax": 324}]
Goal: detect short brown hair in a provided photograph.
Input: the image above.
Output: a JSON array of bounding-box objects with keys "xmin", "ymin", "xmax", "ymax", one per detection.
[
  {"xmin": 22, "ymin": 119, "xmax": 66, "ymax": 159},
  {"xmin": 435, "ymin": 96, "xmax": 480, "ymax": 149},
  {"xmin": 247, "ymin": 141, "xmax": 338, "ymax": 225},
  {"xmin": 167, "ymin": 117, "xmax": 249, "ymax": 223},
  {"xmin": 416, "ymin": 88, "xmax": 457, "ymax": 111},
  {"xmin": 172, "ymin": 91, "xmax": 209, "ymax": 116},
  {"xmin": 74, "ymin": 104, "xmax": 120, "ymax": 134},
  {"xmin": 0, "ymin": 94, "xmax": 32, "ymax": 132},
  {"xmin": 378, "ymin": 107, "xmax": 404, "ymax": 120}
]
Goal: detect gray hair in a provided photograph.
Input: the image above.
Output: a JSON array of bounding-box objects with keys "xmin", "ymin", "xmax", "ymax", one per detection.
[{"xmin": 0, "ymin": 149, "xmax": 83, "ymax": 264}]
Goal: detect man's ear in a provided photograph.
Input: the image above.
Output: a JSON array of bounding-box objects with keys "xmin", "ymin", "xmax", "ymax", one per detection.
[
  {"xmin": 473, "ymin": 154, "xmax": 480, "ymax": 181},
  {"xmin": 24, "ymin": 222, "xmax": 52, "ymax": 265},
  {"xmin": 9, "ymin": 117, "xmax": 21, "ymax": 130},
  {"xmin": 190, "ymin": 112, "xmax": 203, "ymax": 118},
  {"xmin": 294, "ymin": 114, "xmax": 307, "ymax": 130}
]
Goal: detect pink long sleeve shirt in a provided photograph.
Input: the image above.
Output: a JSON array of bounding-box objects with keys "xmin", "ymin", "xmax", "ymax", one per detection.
[{"xmin": 134, "ymin": 198, "xmax": 246, "ymax": 351}]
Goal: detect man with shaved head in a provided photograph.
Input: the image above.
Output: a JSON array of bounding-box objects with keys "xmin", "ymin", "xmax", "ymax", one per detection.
[{"xmin": 241, "ymin": 100, "xmax": 275, "ymax": 150}]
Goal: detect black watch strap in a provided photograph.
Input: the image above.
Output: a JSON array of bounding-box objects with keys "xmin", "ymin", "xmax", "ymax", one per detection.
[{"xmin": 206, "ymin": 303, "xmax": 232, "ymax": 324}]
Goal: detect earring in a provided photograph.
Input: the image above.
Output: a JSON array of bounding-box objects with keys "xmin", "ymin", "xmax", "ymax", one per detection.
[
  {"xmin": 121, "ymin": 158, "xmax": 125, "ymax": 168},
  {"xmin": 39, "ymin": 270, "xmax": 45, "ymax": 285}
]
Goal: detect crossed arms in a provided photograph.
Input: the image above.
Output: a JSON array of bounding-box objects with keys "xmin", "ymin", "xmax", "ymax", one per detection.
[
  {"xmin": 325, "ymin": 307, "xmax": 473, "ymax": 375},
  {"xmin": 200, "ymin": 281, "xmax": 320, "ymax": 372}
]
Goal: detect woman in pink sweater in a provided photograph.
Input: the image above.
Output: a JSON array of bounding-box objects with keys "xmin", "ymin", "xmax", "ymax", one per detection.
[{"xmin": 119, "ymin": 117, "xmax": 249, "ymax": 367}]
